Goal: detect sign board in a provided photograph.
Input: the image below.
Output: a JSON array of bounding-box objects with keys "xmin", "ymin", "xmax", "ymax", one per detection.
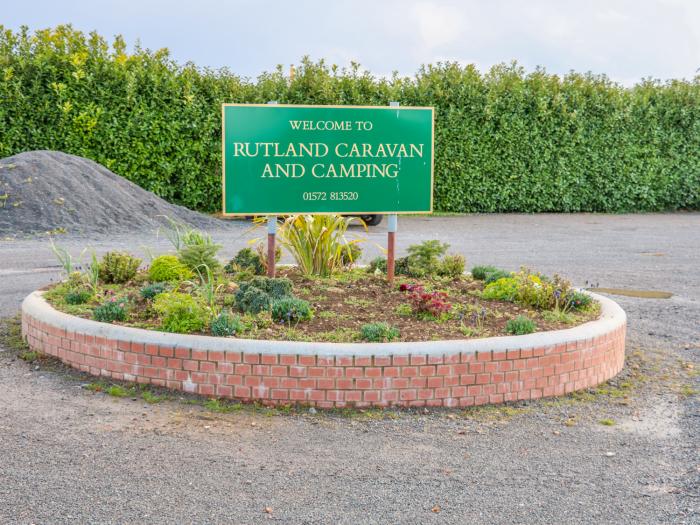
[{"xmin": 222, "ymin": 104, "xmax": 433, "ymax": 215}]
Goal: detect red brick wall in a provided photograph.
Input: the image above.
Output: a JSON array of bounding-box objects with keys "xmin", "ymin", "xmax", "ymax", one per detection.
[{"xmin": 21, "ymin": 309, "xmax": 626, "ymax": 408}]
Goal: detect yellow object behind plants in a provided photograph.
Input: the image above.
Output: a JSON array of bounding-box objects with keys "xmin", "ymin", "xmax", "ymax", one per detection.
[{"xmin": 277, "ymin": 214, "xmax": 364, "ymax": 277}]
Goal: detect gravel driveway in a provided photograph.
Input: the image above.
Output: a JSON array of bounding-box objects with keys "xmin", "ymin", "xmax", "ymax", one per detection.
[{"xmin": 1, "ymin": 213, "xmax": 698, "ymax": 524}]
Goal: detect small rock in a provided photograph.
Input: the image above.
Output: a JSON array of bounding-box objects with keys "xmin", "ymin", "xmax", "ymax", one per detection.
[
  {"xmin": 604, "ymin": 452, "xmax": 616, "ymax": 457},
  {"xmin": 431, "ymin": 505, "xmax": 441, "ymax": 513},
  {"xmin": 553, "ymin": 430, "xmax": 561, "ymax": 436},
  {"xmin": 308, "ymin": 407, "xmax": 317, "ymax": 415},
  {"xmin": 263, "ymin": 507, "xmax": 273, "ymax": 514},
  {"xmin": 457, "ymin": 429, "xmax": 466, "ymax": 435}
]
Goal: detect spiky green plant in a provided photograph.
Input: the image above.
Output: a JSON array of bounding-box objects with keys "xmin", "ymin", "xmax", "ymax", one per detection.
[{"xmin": 276, "ymin": 214, "xmax": 364, "ymax": 277}]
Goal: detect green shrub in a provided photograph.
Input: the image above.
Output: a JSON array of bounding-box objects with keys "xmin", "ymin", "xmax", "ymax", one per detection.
[
  {"xmin": 395, "ymin": 257, "xmax": 411, "ymax": 276},
  {"xmin": 225, "ymin": 247, "xmax": 264, "ymax": 275},
  {"xmin": 236, "ymin": 286, "xmax": 271, "ymax": 314},
  {"xmin": 178, "ymin": 244, "xmax": 221, "ymax": 274},
  {"xmin": 98, "ymin": 252, "xmax": 141, "ymax": 284},
  {"xmin": 482, "ymin": 277, "xmax": 519, "ymax": 301},
  {"xmin": 148, "ymin": 255, "xmax": 192, "ymax": 282},
  {"xmin": 565, "ymin": 290, "xmax": 592, "ymax": 310},
  {"xmin": 360, "ymin": 322, "xmax": 400, "ymax": 342},
  {"xmin": 471, "ymin": 265, "xmax": 498, "ymax": 280},
  {"xmin": 238, "ymin": 276, "xmax": 293, "ymax": 300},
  {"xmin": 140, "ymin": 282, "xmax": 168, "ymax": 300},
  {"xmin": 232, "ymin": 269, "xmax": 254, "ymax": 282},
  {"xmin": 406, "ymin": 240, "xmax": 449, "ymax": 277},
  {"xmin": 271, "ymin": 297, "xmax": 313, "ymax": 323},
  {"xmin": 438, "ymin": 254, "xmax": 466, "ymax": 278},
  {"xmin": 484, "ymin": 269, "xmax": 512, "ymax": 284},
  {"xmin": 367, "ymin": 256, "xmax": 387, "ymax": 274},
  {"xmin": 64, "ymin": 290, "xmax": 92, "ymax": 305},
  {"xmin": 366, "ymin": 256, "xmax": 411, "ymax": 276},
  {"xmin": 267, "ymin": 277, "xmax": 293, "ymax": 299},
  {"xmin": 513, "ymin": 270, "xmax": 571, "ymax": 310},
  {"xmin": 505, "ymin": 315, "xmax": 537, "ymax": 335},
  {"xmin": 211, "ymin": 311, "xmax": 242, "ymax": 337},
  {"xmin": 340, "ymin": 243, "xmax": 363, "ymax": 267},
  {"xmin": 93, "ymin": 298, "xmax": 128, "ymax": 322},
  {"xmin": 2, "ymin": 27, "xmax": 699, "ymax": 214},
  {"xmin": 153, "ymin": 292, "xmax": 209, "ymax": 333}
]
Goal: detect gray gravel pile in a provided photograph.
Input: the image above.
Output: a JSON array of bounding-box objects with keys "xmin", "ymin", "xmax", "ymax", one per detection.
[{"xmin": 0, "ymin": 150, "xmax": 225, "ymax": 235}]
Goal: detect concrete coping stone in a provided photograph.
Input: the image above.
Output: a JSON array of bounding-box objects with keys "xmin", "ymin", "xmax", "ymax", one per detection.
[{"xmin": 22, "ymin": 291, "xmax": 625, "ymax": 357}]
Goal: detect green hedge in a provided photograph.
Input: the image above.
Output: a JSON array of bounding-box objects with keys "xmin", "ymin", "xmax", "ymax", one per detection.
[{"xmin": 1, "ymin": 25, "xmax": 698, "ymax": 212}]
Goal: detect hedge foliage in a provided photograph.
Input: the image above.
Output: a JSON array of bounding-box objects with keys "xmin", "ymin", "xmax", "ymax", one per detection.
[{"xmin": 1, "ymin": 25, "xmax": 698, "ymax": 212}]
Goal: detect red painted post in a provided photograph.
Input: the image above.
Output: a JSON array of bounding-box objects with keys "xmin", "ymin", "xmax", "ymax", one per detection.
[
  {"xmin": 387, "ymin": 229, "xmax": 396, "ymax": 283},
  {"xmin": 387, "ymin": 101, "xmax": 400, "ymax": 284}
]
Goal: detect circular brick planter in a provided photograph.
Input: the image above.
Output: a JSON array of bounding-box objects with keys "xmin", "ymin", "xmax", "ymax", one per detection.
[{"xmin": 21, "ymin": 291, "xmax": 626, "ymax": 408}]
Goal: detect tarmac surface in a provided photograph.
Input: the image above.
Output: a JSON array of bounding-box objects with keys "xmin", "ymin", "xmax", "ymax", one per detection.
[{"xmin": 1, "ymin": 213, "xmax": 698, "ymax": 524}]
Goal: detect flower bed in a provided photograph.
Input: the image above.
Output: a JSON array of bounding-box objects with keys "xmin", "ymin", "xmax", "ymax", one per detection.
[
  {"xmin": 27, "ymin": 219, "xmax": 625, "ymax": 407},
  {"xmin": 21, "ymin": 290, "xmax": 626, "ymax": 408}
]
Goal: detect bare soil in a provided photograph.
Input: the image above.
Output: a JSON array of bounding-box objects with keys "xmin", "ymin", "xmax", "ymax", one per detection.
[{"xmin": 44, "ymin": 268, "xmax": 598, "ymax": 342}]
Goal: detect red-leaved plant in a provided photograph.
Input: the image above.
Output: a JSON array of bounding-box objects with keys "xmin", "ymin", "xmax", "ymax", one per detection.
[{"xmin": 399, "ymin": 283, "xmax": 452, "ymax": 317}]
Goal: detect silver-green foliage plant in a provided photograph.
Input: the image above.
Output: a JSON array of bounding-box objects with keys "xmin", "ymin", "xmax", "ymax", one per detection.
[
  {"xmin": 271, "ymin": 297, "xmax": 313, "ymax": 325},
  {"xmin": 93, "ymin": 297, "xmax": 128, "ymax": 322},
  {"xmin": 210, "ymin": 311, "xmax": 242, "ymax": 337},
  {"xmin": 234, "ymin": 276, "xmax": 294, "ymax": 314},
  {"xmin": 140, "ymin": 282, "xmax": 168, "ymax": 300}
]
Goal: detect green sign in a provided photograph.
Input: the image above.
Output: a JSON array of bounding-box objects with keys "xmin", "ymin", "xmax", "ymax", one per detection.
[{"xmin": 222, "ymin": 104, "xmax": 434, "ymax": 215}]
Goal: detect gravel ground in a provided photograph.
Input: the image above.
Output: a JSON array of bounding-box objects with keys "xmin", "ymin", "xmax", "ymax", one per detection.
[{"xmin": 0, "ymin": 213, "xmax": 698, "ymax": 524}]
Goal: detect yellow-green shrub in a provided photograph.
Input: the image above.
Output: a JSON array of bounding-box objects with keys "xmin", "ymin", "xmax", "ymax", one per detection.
[
  {"xmin": 148, "ymin": 255, "xmax": 192, "ymax": 282},
  {"xmin": 153, "ymin": 292, "xmax": 208, "ymax": 333}
]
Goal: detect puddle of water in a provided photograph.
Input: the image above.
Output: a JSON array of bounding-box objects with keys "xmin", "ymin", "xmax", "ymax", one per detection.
[{"xmin": 590, "ymin": 288, "xmax": 673, "ymax": 299}]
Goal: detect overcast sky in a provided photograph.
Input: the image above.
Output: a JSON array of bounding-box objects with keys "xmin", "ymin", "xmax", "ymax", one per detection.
[{"xmin": 4, "ymin": 0, "xmax": 699, "ymax": 85}]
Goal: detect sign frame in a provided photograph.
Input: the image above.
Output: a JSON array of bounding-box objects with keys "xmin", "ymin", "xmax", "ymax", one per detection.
[{"xmin": 221, "ymin": 103, "xmax": 435, "ymax": 216}]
